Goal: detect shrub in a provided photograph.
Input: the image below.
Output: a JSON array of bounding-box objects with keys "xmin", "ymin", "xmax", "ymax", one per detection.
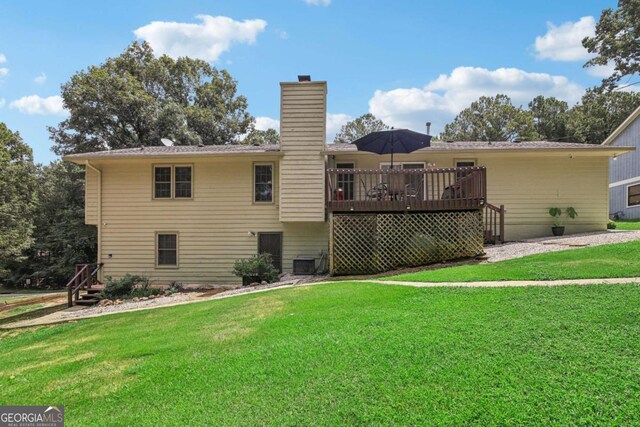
[
  {"xmin": 607, "ymin": 220, "xmax": 617, "ymax": 230},
  {"xmin": 102, "ymin": 274, "xmax": 150, "ymax": 300},
  {"xmin": 166, "ymin": 281, "xmax": 185, "ymax": 295},
  {"xmin": 232, "ymin": 253, "xmax": 279, "ymax": 285}
]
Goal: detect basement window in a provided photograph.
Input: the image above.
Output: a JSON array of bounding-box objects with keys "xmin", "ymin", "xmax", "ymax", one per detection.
[
  {"xmin": 157, "ymin": 233, "xmax": 178, "ymax": 267},
  {"xmin": 628, "ymin": 183, "xmax": 640, "ymax": 207},
  {"xmin": 154, "ymin": 165, "xmax": 192, "ymax": 199}
]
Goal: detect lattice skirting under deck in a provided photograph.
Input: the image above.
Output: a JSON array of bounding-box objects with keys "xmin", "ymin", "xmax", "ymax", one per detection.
[{"xmin": 330, "ymin": 211, "xmax": 484, "ymax": 275}]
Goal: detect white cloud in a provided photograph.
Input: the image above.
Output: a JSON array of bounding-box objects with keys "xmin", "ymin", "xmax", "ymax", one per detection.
[
  {"xmin": 326, "ymin": 113, "xmax": 352, "ymax": 142},
  {"xmin": 368, "ymin": 66, "xmax": 583, "ymax": 135},
  {"xmin": 534, "ymin": 16, "xmax": 595, "ymax": 61},
  {"xmin": 34, "ymin": 72, "xmax": 47, "ymax": 84},
  {"xmin": 254, "ymin": 116, "xmax": 280, "ymax": 131},
  {"xmin": 0, "ymin": 53, "xmax": 7, "ymax": 78},
  {"xmin": 305, "ymin": 0, "xmax": 331, "ymax": 5},
  {"xmin": 134, "ymin": 14, "xmax": 267, "ymax": 62},
  {"xmin": 10, "ymin": 95, "xmax": 67, "ymax": 115},
  {"xmin": 0, "ymin": 98, "xmax": 5, "ymax": 108}
]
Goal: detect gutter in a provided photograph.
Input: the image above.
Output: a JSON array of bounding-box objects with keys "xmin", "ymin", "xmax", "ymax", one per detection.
[{"xmin": 85, "ymin": 160, "xmax": 102, "ymax": 280}]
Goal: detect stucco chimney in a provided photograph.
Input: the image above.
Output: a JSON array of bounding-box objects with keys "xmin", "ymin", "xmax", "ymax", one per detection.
[{"xmin": 279, "ymin": 79, "xmax": 327, "ymax": 222}]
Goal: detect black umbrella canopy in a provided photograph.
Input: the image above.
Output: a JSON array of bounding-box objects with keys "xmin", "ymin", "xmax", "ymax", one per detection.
[{"xmin": 350, "ymin": 129, "xmax": 432, "ymax": 168}]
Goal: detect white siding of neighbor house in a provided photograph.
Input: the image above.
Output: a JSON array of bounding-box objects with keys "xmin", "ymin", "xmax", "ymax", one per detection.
[
  {"xmin": 92, "ymin": 156, "xmax": 328, "ymax": 285},
  {"xmin": 330, "ymin": 151, "xmax": 610, "ymax": 241},
  {"xmin": 279, "ymin": 81, "xmax": 327, "ymax": 222}
]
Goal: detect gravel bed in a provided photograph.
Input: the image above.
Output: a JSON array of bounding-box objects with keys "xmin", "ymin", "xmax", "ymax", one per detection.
[
  {"xmin": 484, "ymin": 230, "xmax": 640, "ymax": 263},
  {"xmin": 60, "ymin": 292, "xmax": 197, "ymax": 319}
]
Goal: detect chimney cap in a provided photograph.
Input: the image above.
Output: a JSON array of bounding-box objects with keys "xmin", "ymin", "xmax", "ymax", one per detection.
[{"xmin": 298, "ymin": 75, "xmax": 311, "ymax": 82}]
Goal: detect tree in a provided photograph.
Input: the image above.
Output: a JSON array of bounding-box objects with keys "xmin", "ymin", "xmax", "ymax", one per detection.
[
  {"xmin": 528, "ymin": 96, "xmax": 569, "ymax": 141},
  {"xmin": 333, "ymin": 113, "xmax": 389, "ymax": 144},
  {"xmin": 4, "ymin": 161, "xmax": 97, "ymax": 287},
  {"xmin": 566, "ymin": 87, "xmax": 640, "ymax": 144},
  {"xmin": 440, "ymin": 95, "xmax": 539, "ymax": 141},
  {"xmin": 0, "ymin": 123, "xmax": 37, "ymax": 280},
  {"xmin": 243, "ymin": 128, "xmax": 280, "ymax": 145},
  {"xmin": 583, "ymin": 0, "xmax": 640, "ymax": 89},
  {"xmin": 50, "ymin": 41, "xmax": 254, "ymax": 155}
]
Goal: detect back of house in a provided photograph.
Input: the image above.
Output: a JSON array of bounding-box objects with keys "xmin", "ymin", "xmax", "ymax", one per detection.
[{"xmin": 65, "ymin": 77, "xmax": 632, "ymax": 286}]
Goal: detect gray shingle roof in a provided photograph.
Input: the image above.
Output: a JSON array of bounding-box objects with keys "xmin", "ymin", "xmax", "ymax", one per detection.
[
  {"xmin": 63, "ymin": 144, "xmax": 281, "ymax": 161},
  {"xmin": 64, "ymin": 140, "xmax": 631, "ymax": 162},
  {"xmin": 326, "ymin": 140, "xmax": 626, "ymax": 152}
]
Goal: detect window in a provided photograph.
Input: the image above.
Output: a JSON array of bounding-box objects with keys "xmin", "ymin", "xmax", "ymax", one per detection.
[
  {"xmin": 153, "ymin": 165, "xmax": 192, "ymax": 199},
  {"xmin": 254, "ymin": 164, "xmax": 273, "ymax": 202},
  {"xmin": 157, "ymin": 233, "xmax": 178, "ymax": 266},
  {"xmin": 154, "ymin": 167, "xmax": 172, "ymax": 198},
  {"xmin": 628, "ymin": 184, "xmax": 640, "ymax": 207},
  {"xmin": 455, "ymin": 159, "xmax": 476, "ymax": 179},
  {"xmin": 336, "ymin": 162, "xmax": 355, "ymax": 200}
]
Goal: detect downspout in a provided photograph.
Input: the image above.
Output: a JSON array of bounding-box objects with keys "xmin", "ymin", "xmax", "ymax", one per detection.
[{"xmin": 85, "ymin": 160, "xmax": 102, "ymax": 280}]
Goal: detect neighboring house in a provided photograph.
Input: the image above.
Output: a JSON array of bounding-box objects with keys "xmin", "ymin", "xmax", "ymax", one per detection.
[
  {"xmin": 602, "ymin": 105, "xmax": 640, "ymax": 219},
  {"xmin": 64, "ymin": 79, "xmax": 632, "ymax": 285}
]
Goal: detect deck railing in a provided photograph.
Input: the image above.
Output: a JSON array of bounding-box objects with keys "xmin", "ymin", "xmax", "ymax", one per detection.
[
  {"xmin": 326, "ymin": 166, "xmax": 487, "ymax": 213},
  {"xmin": 484, "ymin": 203, "xmax": 506, "ymax": 244},
  {"xmin": 66, "ymin": 263, "xmax": 103, "ymax": 307}
]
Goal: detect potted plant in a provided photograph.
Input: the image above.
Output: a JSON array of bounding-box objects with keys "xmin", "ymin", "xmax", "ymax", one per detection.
[
  {"xmin": 233, "ymin": 253, "xmax": 279, "ymax": 286},
  {"xmin": 548, "ymin": 207, "xmax": 577, "ymax": 236}
]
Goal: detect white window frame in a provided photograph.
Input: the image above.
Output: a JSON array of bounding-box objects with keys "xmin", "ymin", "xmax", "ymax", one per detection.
[
  {"xmin": 626, "ymin": 181, "xmax": 640, "ymax": 208},
  {"xmin": 152, "ymin": 164, "xmax": 193, "ymax": 200},
  {"xmin": 335, "ymin": 162, "xmax": 355, "ymax": 201}
]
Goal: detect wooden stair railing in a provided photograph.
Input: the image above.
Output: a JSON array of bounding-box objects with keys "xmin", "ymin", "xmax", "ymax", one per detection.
[
  {"xmin": 66, "ymin": 263, "xmax": 104, "ymax": 307},
  {"xmin": 484, "ymin": 203, "xmax": 505, "ymax": 244}
]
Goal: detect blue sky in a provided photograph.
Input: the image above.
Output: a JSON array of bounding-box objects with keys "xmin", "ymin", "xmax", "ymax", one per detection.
[{"xmin": 0, "ymin": 0, "xmax": 617, "ymax": 164}]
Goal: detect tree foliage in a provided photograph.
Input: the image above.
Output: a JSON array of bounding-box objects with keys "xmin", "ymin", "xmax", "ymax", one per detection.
[
  {"xmin": 566, "ymin": 88, "xmax": 640, "ymax": 144},
  {"xmin": 440, "ymin": 95, "xmax": 539, "ymax": 141},
  {"xmin": 333, "ymin": 114, "xmax": 389, "ymax": 144},
  {"xmin": 528, "ymin": 96, "xmax": 569, "ymax": 141},
  {"xmin": 243, "ymin": 128, "xmax": 280, "ymax": 145},
  {"xmin": 0, "ymin": 124, "xmax": 37, "ymax": 279},
  {"xmin": 50, "ymin": 41, "xmax": 254, "ymax": 155},
  {"xmin": 583, "ymin": 0, "xmax": 640, "ymax": 89},
  {"xmin": 3, "ymin": 161, "xmax": 97, "ymax": 287}
]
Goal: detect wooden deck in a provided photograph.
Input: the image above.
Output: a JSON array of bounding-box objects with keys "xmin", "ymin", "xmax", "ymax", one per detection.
[{"xmin": 326, "ymin": 166, "xmax": 487, "ymax": 213}]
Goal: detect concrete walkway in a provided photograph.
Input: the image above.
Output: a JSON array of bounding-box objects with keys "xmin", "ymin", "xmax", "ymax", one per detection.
[{"xmin": 3, "ymin": 277, "xmax": 640, "ymax": 329}]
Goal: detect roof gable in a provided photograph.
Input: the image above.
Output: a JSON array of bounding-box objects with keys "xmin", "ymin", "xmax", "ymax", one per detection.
[{"xmin": 602, "ymin": 104, "xmax": 640, "ymax": 146}]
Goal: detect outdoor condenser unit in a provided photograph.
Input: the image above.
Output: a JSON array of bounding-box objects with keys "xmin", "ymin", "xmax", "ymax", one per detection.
[{"xmin": 293, "ymin": 257, "xmax": 316, "ymax": 275}]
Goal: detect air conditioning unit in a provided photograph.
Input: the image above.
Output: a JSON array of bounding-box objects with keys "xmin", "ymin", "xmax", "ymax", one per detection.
[{"xmin": 293, "ymin": 257, "xmax": 316, "ymax": 275}]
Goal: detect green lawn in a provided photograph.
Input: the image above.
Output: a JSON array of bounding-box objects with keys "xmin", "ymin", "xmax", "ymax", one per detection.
[
  {"xmin": 2, "ymin": 282, "xmax": 640, "ymax": 425},
  {"xmin": 388, "ymin": 240, "xmax": 640, "ymax": 282},
  {"xmin": 615, "ymin": 219, "xmax": 640, "ymax": 230},
  {"xmin": 0, "ymin": 304, "xmax": 45, "ymax": 321}
]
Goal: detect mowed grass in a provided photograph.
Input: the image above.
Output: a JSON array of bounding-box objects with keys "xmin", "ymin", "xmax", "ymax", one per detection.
[
  {"xmin": 388, "ymin": 240, "xmax": 640, "ymax": 282},
  {"xmin": 615, "ymin": 219, "xmax": 640, "ymax": 230},
  {"xmin": 2, "ymin": 282, "xmax": 640, "ymax": 425}
]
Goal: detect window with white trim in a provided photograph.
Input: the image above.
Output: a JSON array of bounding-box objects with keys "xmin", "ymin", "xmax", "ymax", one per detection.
[
  {"xmin": 628, "ymin": 183, "xmax": 640, "ymax": 207},
  {"xmin": 153, "ymin": 165, "xmax": 192, "ymax": 199}
]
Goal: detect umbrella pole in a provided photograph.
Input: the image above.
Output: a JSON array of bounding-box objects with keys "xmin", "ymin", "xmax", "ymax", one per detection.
[{"xmin": 390, "ymin": 147, "xmax": 394, "ymax": 169}]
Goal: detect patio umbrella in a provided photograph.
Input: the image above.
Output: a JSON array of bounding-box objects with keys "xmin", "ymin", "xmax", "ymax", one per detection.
[{"xmin": 350, "ymin": 128, "xmax": 432, "ymax": 168}]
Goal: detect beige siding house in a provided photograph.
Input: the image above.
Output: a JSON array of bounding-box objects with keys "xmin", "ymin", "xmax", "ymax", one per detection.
[{"xmin": 65, "ymin": 79, "xmax": 633, "ymax": 285}]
